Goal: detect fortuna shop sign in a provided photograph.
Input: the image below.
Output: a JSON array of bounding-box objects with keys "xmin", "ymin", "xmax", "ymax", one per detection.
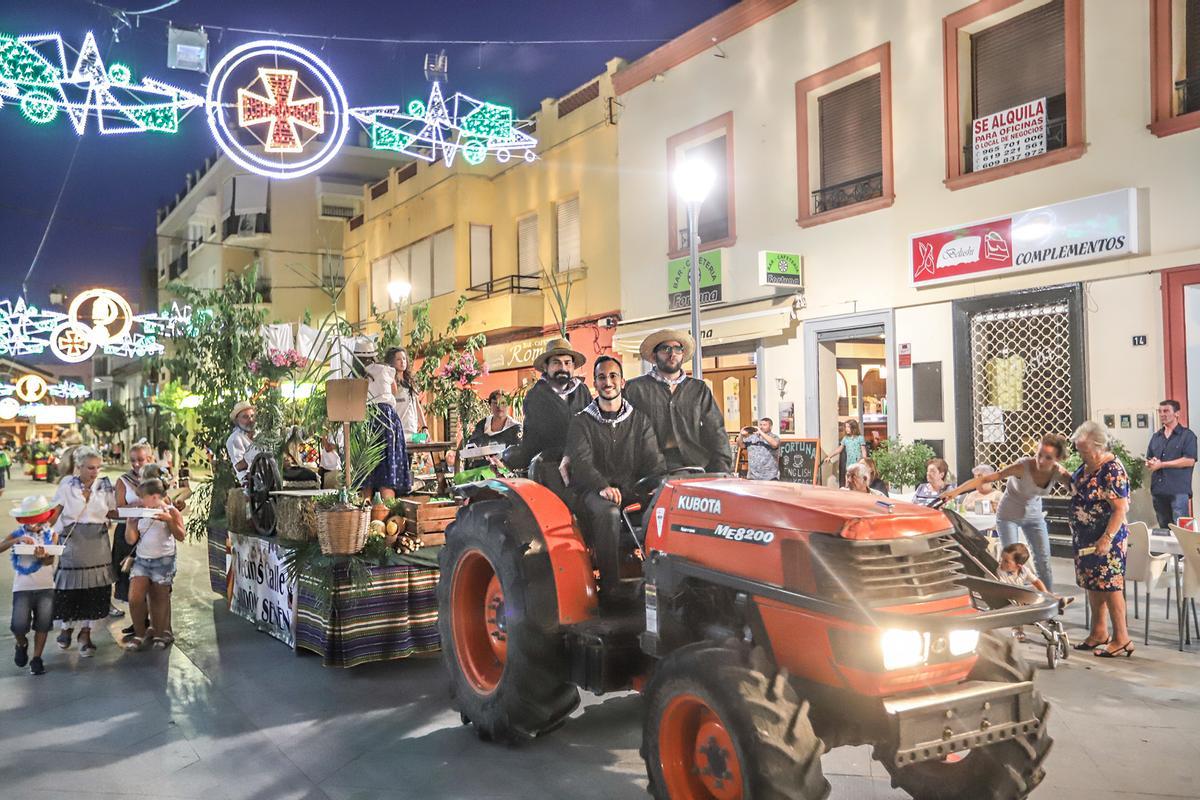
[
  {"xmin": 910, "ymin": 189, "xmax": 1142, "ymax": 288},
  {"xmin": 758, "ymin": 251, "xmax": 802, "ymax": 287},
  {"xmin": 667, "ymin": 249, "xmax": 725, "ymax": 310},
  {"xmin": 972, "ymin": 98, "xmax": 1047, "ymax": 172}
]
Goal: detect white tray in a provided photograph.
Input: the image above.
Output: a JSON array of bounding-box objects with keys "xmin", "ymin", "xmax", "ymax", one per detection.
[
  {"xmin": 117, "ymin": 507, "xmax": 162, "ymax": 518},
  {"xmin": 12, "ymin": 544, "xmax": 65, "ymax": 556}
]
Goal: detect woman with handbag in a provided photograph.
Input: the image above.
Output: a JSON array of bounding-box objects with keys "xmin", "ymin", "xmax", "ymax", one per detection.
[{"xmin": 50, "ymin": 447, "xmax": 118, "ymax": 657}]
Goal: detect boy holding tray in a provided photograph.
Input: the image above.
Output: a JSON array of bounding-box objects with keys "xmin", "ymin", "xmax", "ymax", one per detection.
[{"xmin": 2, "ymin": 496, "xmax": 60, "ymax": 675}]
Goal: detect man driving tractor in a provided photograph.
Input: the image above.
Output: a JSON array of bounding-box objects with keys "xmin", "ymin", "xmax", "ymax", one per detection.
[{"xmin": 565, "ymin": 355, "xmax": 665, "ymax": 605}]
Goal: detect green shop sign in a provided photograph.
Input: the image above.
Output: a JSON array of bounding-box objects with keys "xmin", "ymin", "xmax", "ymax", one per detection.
[
  {"xmin": 667, "ymin": 249, "xmax": 724, "ymax": 311},
  {"xmin": 758, "ymin": 250, "xmax": 803, "ymax": 287}
]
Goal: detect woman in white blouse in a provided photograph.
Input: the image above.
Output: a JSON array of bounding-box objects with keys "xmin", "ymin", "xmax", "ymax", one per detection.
[{"xmin": 50, "ymin": 447, "xmax": 118, "ymax": 656}]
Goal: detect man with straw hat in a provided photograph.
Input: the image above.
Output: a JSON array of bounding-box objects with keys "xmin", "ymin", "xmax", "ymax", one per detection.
[
  {"xmin": 505, "ymin": 337, "xmax": 591, "ymax": 499},
  {"xmin": 225, "ymin": 401, "xmax": 258, "ymax": 486},
  {"xmin": 625, "ymin": 329, "xmax": 732, "ymax": 473}
]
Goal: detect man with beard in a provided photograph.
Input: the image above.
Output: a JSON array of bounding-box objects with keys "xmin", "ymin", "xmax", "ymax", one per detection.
[
  {"xmin": 566, "ymin": 356, "xmax": 664, "ymax": 603},
  {"xmin": 624, "ymin": 329, "xmax": 732, "ymax": 473},
  {"xmin": 225, "ymin": 401, "xmax": 259, "ymax": 486},
  {"xmin": 504, "ymin": 338, "xmax": 591, "ymax": 498}
]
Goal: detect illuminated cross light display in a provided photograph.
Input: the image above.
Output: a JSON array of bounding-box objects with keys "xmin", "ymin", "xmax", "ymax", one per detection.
[
  {"xmin": 2, "ymin": 31, "xmax": 538, "ymax": 178},
  {"xmin": 0, "ymin": 377, "xmax": 89, "ymax": 402},
  {"xmin": 0, "ymin": 290, "xmax": 192, "ymax": 364}
]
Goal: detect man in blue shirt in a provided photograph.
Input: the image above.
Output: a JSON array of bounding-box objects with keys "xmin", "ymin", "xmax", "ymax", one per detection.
[{"xmin": 1146, "ymin": 399, "xmax": 1198, "ymax": 528}]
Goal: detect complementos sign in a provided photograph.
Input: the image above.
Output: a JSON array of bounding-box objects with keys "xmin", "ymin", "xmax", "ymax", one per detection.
[
  {"xmin": 972, "ymin": 98, "xmax": 1047, "ymax": 172},
  {"xmin": 910, "ymin": 189, "xmax": 1143, "ymax": 288}
]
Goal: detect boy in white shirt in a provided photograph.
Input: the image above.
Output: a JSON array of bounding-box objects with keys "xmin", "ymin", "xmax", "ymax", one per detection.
[
  {"xmin": 1, "ymin": 496, "xmax": 59, "ymax": 675},
  {"xmin": 997, "ymin": 542, "xmax": 1048, "ymax": 641}
]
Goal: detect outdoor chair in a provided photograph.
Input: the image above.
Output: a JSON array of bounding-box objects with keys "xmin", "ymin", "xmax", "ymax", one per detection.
[
  {"xmin": 1168, "ymin": 524, "xmax": 1200, "ymax": 649},
  {"xmin": 1125, "ymin": 522, "xmax": 1171, "ymax": 644}
]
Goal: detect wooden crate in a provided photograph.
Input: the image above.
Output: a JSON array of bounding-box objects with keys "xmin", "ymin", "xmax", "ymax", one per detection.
[{"xmin": 397, "ymin": 496, "xmax": 459, "ymax": 547}]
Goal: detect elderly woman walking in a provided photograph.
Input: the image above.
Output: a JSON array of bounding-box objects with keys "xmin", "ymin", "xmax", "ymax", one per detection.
[
  {"xmin": 1070, "ymin": 420, "xmax": 1134, "ymax": 658},
  {"xmin": 51, "ymin": 446, "xmax": 118, "ymax": 656}
]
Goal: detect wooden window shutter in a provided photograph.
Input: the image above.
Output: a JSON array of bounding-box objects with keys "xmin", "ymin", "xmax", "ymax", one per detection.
[
  {"xmin": 518, "ymin": 215, "xmax": 539, "ymax": 276},
  {"xmin": 470, "ymin": 224, "xmax": 491, "ymax": 287},
  {"xmin": 971, "ymin": 0, "xmax": 1065, "ymax": 118},
  {"xmin": 432, "ymin": 228, "xmax": 455, "ymax": 297},
  {"xmin": 555, "ymin": 198, "xmax": 581, "ymax": 271},
  {"xmin": 1188, "ymin": 0, "xmax": 1200, "ymax": 79},
  {"xmin": 818, "ymin": 73, "xmax": 882, "ymax": 189}
]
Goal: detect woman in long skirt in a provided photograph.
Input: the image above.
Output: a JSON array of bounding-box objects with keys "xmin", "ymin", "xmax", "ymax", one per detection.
[
  {"xmin": 51, "ymin": 447, "xmax": 118, "ymax": 656},
  {"xmin": 356, "ymin": 339, "xmax": 411, "ymax": 499}
]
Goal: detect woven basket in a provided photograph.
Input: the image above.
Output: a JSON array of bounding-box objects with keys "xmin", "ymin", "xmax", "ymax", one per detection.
[
  {"xmin": 317, "ymin": 508, "xmax": 370, "ymax": 555},
  {"xmin": 225, "ymin": 488, "xmax": 252, "ymax": 535}
]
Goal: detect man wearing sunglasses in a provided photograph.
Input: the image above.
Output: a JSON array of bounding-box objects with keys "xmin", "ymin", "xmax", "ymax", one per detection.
[{"xmin": 624, "ymin": 328, "xmax": 732, "ymax": 474}]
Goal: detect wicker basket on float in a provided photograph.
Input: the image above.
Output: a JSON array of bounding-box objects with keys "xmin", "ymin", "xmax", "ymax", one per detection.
[{"xmin": 316, "ymin": 506, "xmax": 370, "ymax": 555}]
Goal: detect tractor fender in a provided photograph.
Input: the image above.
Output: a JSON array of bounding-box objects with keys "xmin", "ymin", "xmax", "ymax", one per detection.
[{"xmin": 457, "ymin": 478, "xmax": 598, "ymax": 626}]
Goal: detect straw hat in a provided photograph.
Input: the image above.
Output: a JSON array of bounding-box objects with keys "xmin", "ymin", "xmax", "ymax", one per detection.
[
  {"xmin": 10, "ymin": 495, "xmax": 53, "ymax": 522},
  {"xmin": 352, "ymin": 336, "xmax": 378, "ymax": 359},
  {"xmin": 60, "ymin": 430, "xmax": 83, "ymax": 446},
  {"xmin": 229, "ymin": 401, "xmax": 255, "ymax": 422},
  {"xmin": 534, "ymin": 337, "xmax": 585, "ymax": 371},
  {"xmin": 639, "ymin": 328, "xmax": 695, "ymax": 363}
]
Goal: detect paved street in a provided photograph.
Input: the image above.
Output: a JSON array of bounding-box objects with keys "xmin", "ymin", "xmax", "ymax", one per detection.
[{"xmin": 1, "ymin": 472, "xmax": 1198, "ymax": 800}]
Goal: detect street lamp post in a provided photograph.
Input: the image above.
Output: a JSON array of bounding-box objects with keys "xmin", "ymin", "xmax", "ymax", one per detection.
[
  {"xmin": 674, "ymin": 159, "xmax": 715, "ymax": 379},
  {"xmin": 387, "ymin": 280, "xmax": 412, "ymax": 343}
]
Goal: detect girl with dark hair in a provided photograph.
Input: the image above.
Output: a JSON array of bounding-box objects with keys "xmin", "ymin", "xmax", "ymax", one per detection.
[
  {"xmin": 386, "ymin": 347, "xmax": 427, "ymax": 441},
  {"xmin": 823, "ymin": 419, "xmax": 867, "ymax": 486},
  {"xmin": 358, "ymin": 341, "xmax": 411, "ymax": 500}
]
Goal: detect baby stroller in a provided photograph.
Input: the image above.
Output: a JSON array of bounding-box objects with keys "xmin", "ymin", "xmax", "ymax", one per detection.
[{"xmin": 936, "ymin": 503, "xmax": 1073, "ymax": 669}]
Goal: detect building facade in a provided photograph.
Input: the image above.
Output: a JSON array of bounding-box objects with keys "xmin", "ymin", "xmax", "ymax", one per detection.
[
  {"xmin": 342, "ymin": 60, "xmax": 626, "ymax": 401},
  {"xmin": 615, "ymin": 0, "xmax": 1200, "ymax": 512}
]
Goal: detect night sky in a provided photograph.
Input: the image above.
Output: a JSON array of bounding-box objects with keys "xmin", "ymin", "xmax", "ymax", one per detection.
[{"xmin": 0, "ymin": 0, "xmax": 735, "ymax": 309}]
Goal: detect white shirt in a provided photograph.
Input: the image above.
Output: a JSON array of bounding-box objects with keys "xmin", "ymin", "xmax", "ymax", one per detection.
[
  {"xmin": 319, "ymin": 448, "xmax": 342, "ymax": 471},
  {"xmin": 395, "ymin": 384, "xmax": 422, "ymax": 436},
  {"xmin": 998, "ymin": 562, "xmax": 1039, "ymax": 588},
  {"xmin": 226, "ymin": 427, "xmax": 258, "ymax": 484},
  {"xmin": 366, "ymin": 363, "xmax": 397, "ymax": 405},
  {"xmin": 136, "ymin": 514, "xmax": 176, "ymax": 559},
  {"xmin": 52, "ymin": 476, "xmax": 116, "ymax": 532},
  {"xmin": 9, "ymin": 527, "xmax": 56, "ymax": 592}
]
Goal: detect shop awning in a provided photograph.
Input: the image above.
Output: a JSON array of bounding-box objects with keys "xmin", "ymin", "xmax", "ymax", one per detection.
[{"xmin": 613, "ymin": 297, "xmax": 795, "ymax": 356}]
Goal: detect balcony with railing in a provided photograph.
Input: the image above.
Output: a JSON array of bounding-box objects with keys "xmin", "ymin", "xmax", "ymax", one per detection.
[
  {"xmin": 811, "ymin": 171, "xmax": 885, "ymax": 215},
  {"xmin": 461, "ymin": 274, "xmax": 544, "ymax": 337},
  {"xmin": 223, "ymin": 212, "xmax": 270, "ymax": 240},
  {"xmin": 963, "ymin": 93, "xmax": 1066, "ymax": 173},
  {"xmin": 167, "ymin": 250, "xmax": 188, "ymax": 280}
]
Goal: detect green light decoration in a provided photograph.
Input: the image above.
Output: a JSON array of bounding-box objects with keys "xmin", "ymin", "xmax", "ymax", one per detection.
[
  {"xmin": 370, "ymin": 120, "xmax": 415, "ymax": 152},
  {"xmin": 461, "ymin": 102, "xmax": 513, "ymax": 139},
  {"xmin": 407, "ymin": 99, "xmax": 426, "ymax": 117},
  {"xmin": 0, "ymin": 34, "xmax": 60, "ymax": 86},
  {"xmin": 125, "ymin": 102, "xmax": 180, "ymax": 134},
  {"xmin": 108, "ymin": 62, "xmax": 131, "ymax": 85},
  {"xmin": 20, "ymin": 90, "xmax": 57, "ymax": 124},
  {"xmin": 462, "ymin": 138, "xmax": 487, "ymax": 165}
]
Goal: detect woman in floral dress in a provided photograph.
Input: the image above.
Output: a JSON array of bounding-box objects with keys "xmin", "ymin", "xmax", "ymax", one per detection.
[{"xmin": 1070, "ymin": 420, "xmax": 1134, "ymax": 657}]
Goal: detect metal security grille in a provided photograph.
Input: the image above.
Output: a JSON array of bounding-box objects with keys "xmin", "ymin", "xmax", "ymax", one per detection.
[{"xmin": 968, "ymin": 300, "xmax": 1073, "ymax": 479}]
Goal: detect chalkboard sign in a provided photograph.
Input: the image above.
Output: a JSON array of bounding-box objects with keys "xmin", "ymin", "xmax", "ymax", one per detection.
[{"xmin": 778, "ymin": 438, "xmax": 820, "ymax": 485}]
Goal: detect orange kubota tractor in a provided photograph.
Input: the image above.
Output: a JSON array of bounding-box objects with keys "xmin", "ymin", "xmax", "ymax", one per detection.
[{"xmin": 437, "ymin": 474, "xmax": 1060, "ymax": 800}]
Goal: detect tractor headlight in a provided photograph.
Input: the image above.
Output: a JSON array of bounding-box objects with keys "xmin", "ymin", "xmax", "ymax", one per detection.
[
  {"xmin": 880, "ymin": 629, "xmax": 928, "ymax": 671},
  {"xmin": 948, "ymin": 629, "xmax": 979, "ymax": 657}
]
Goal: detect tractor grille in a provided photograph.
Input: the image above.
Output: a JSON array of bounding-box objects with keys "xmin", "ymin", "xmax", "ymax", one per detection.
[{"xmin": 807, "ymin": 532, "xmax": 966, "ymax": 608}]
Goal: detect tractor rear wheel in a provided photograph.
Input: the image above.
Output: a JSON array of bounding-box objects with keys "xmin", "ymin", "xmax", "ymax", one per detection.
[
  {"xmin": 874, "ymin": 632, "xmax": 1052, "ymax": 800},
  {"xmin": 642, "ymin": 642, "xmax": 830, "ymax": 800},
  {"xmin": 437, "ymin": 499, "xmax": 579, "ymax": 743}
]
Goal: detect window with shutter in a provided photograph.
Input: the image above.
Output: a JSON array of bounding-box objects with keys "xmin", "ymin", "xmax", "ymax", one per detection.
[
  {"xmin": 555, "ymin": 197, "xmax": 581, "ymax": 272},
  {"xmin": 1185, "ymin": 0, "xmax": 1200, "ymax": 113},
  {"xmin": 815, "ymin": 74, "xmax": 883, "ymax": 213},
  {"xmin": 666, "ymin": 112, "xmax": 736, "ymax": 254},
  {"xmin": 518, "ymin": 215, "xmax": 539, "ymax": 276},
  {"xmin": 410, "ymin": 237, "xmax": 432, "ymax": 302},
  {"xmin": 433, "ymin": 228, "xmax": 456, "ymax": 296},
  {"xmin": 969, "ymin": 0, "xmax": 1065, "ymax": 171},
  {"xmin": 470, "ymin": 224, "xmax": 492, "ymax": 288},
  {"xmin": 682, "ymin": 136, "xmax": 729, "ymax": 247},
  {"xmin": 391, "ymin": 248, "xmax": 410, "ymax": 301},
  {"xmin": 370, "ymin": 256, "xmax": 391, "ymax": 314}
]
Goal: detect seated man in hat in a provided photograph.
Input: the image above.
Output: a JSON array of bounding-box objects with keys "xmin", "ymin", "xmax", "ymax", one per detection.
[
  {"xmin": 225, "ymin": 402, "xmax": 259, "ymax": 486},
  {"xmin": 504, "ymin": 338, "xmax": 591, "ymax": 499},
  {"xmin": 624, "ymin": 329, "xmax": 732, "ymax": 474},
  {"xmin": 566, "ymin": 356, "xmax": 664, "ymax": 604}
]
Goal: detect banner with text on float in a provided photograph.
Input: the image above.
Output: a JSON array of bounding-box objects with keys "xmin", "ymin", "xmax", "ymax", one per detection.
[
  {"xmin": 910, "ymin": 189, "xmax": 1142, "ymax": 288},
  {"xmin": 229, "ymin": 532, "xmax": 296, "ymax": 648}
]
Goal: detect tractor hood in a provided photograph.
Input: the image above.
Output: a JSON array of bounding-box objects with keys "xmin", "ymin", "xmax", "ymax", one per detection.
[{"xmin": 665, "ymin": 478, "xmax": 950, "ymax": 541}]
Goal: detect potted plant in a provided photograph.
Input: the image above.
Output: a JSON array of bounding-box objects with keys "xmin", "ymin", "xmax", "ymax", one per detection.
[
  {"xmin": 314, "ymin": 421, "xmax": 385, "ymax": 555},
  {"xmin": 873, "ymin": 437, "xmax": 936, "ymax": 495}
]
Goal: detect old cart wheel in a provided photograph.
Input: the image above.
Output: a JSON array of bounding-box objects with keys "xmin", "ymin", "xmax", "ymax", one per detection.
[
  {"xmin": 437, "ymin": 499, "xmax": 579, "ymax": 743},
  {"xmin": 643, "ymin": 642, "xmax": 829, "ymax": 800},
  {"xmin": 248, "ymin": 453, "xmax": 281, "ymax": 536}
]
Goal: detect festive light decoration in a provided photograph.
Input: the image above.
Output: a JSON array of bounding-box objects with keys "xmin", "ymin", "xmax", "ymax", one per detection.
[
  {"xmin": 14, "ymin": 374, "xmax": 48, "ymax": 403},
  {"xmin": 351, "ymin": 82, "xmax": 538, "ymax": 167},
  {"xmin": 47, "ymin": 380, "xmax": 90, "ymax": 400},
  {"xmin": 207, "ymin": 39, "xmax": 347, "ymax": 180},
  {"xmin": 0, "ymin": 290, "xmax": 191, "ymax": 363},
  {"xmin": 0, "ymin": 31, "xmax": 203, "ymax": 135},
  {"xmin": 0, "ymin": 378, "xmax": 88, "ymax": 401},
  {"xmin": 0, "ymin": 398, "xmax": 18, "ymax": 420}
]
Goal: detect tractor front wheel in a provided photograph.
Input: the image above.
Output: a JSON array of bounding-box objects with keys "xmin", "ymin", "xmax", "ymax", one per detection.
[
  {"xmin": 437, "ymin": 499, "xmax": 579, "ymax": 743},
  {"xmin": 642, "ymin": 642, "xmax": 830, "ymax": 800},
  {"xmin": 874, "ymin": 632, "xmax": 1053, "ymax": 800}
]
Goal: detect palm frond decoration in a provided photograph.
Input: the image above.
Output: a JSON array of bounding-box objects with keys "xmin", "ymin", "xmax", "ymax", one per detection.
[{"xmin": 542, "ymin": 267, "xmax": 573, "ymax": 339}]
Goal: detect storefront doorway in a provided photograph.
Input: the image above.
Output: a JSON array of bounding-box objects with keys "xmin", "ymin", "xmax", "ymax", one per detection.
[
  {"xmin": 1163, "ymin": 265, "xmax": 1200, "ymax": 503},
  {"xmin": 701, "ymin": 360, "xmax": 758, "ymax": 434}
]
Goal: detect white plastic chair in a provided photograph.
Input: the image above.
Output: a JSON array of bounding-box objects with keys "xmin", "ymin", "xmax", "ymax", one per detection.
[
  {"xmin": 1126, "ymin": 522, "xmax": 1171, "ymax": 644},
  {"xmin": 1169, "ymin": 524, "xmax": 1200, "ymax": 649}
]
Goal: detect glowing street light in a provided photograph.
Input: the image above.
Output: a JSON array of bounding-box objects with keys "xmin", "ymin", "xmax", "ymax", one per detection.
[
  {"xmin": 673, "ymin": 158, "xmax": 715, "ymax": 378},
  {"xmin": 387, "ymin": 279, "xmax": 413, "ymax": 343}
]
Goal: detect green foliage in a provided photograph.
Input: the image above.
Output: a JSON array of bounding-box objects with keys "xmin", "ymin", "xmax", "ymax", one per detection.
[
  {"xmin": 348, "ymin": 420, "xmax": 386, "ymax": 494},
  {"xmin": 873, "ymin": 438, "xmax": 936, "ymax": 490},
  {"xmin": 184, "ymin": 479, "xmax": 213, "ymax": 542},
  {"xmin": 282, "ymin": 534, "xmax": 406, "ymax": 612},
  {"xmin": 1062, "ymin": 438, "xmax": 1146, "ymax": 491},
  {"xmin": 407, "ymin": 296, "xmax": 488, "ymax": 433},
  {"xmin": 163, "ymin": 270, "xmax": 267, "ymax": 456},
  {"xmin": 94, "ymin": 404, "xmax": 128, "ymax": 436},
  {"xmin": 542, "ymin": 268, "xmax": 573, "ymax": 339},
  {"xmin": 78, "ymin": 399, "xmax": 107, "ymax": 438}
]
